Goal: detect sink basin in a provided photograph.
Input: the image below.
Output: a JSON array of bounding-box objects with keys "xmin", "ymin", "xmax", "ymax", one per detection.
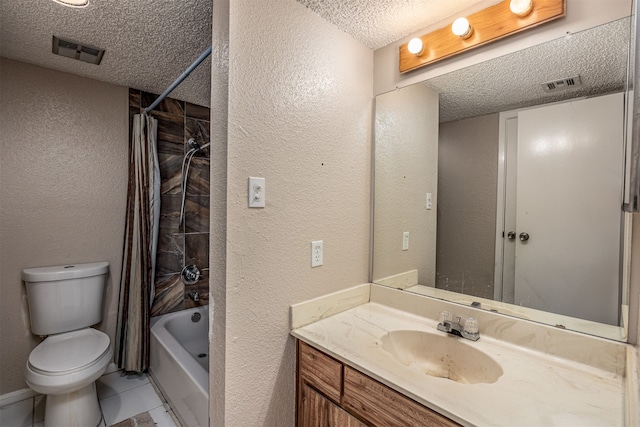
[{"xmin": 380, "ymin": 330, "xmax": 503, "ymax": 384}]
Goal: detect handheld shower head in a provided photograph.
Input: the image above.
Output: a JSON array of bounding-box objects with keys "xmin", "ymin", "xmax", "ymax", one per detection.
[
  {"xmin": 187, "ymin": 137, "xmax": 200, "ymax": 150},
  {"xmin": 187, "ymin": 138, "xmax": 210, "ymax": 152},
  {"xmin": 179, "ymin": 139, "xmax": 211, "ymax": 227}
]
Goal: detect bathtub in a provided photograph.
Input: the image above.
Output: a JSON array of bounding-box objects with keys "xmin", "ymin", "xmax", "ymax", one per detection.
[{"xmin": 150, "ymin": 305, "xmax": 209, "ymax": 427}]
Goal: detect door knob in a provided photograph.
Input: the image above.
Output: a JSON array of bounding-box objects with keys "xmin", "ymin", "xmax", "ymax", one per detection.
[
  {"xmin": 519, "ymin": 232, "xmax": 530, "ymax": 241},
  {"xmin": 507, "ymin": 231, "xmax": 516, "ymax": 240}
]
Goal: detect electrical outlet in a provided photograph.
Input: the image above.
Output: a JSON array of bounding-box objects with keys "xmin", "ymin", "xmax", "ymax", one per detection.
[
  {"xmin": 311, "ymin": 240, "xmax": 323, "ymax": 267},
  {"xmin": 402, "ymin": 232, "xmax": 409, "ymax": 251},
  {"xmin": 249, "ymin": 177, "xmax": 265, "ymax": 208},
  {"xmin": 426, "ymin": 193, "xmax": 433, "ymax": 210}
]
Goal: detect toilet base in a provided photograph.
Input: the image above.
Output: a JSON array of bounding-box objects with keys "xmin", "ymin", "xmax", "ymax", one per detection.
[{"xmin": 44, "ymin": 382, "xmax": 103, "ymax": 427}]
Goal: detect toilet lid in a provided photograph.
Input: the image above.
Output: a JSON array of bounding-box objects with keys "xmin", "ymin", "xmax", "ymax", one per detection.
[{"xmin": 28, "ymin": 328, "xmax": 110, "ymax": 374}]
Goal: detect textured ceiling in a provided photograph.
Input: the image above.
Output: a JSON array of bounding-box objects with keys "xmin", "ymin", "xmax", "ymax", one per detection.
[
  {"xmin": 297, "ymin": 0, "xmax": 493, "ymax": 49},
  {"xmin": 0, "ymin": 0, "xmax": 213, "ymax": 107},
  {"xmin": 0, "ymin": 0, "xmax": 630, "ymax": 116},
  {"xmin": 0, "ymin": 0, "xmax": 488, "ymax": 108},
  {"xmin": 428, "ymin": 17, "xmax": 631, "ymax": 123}
]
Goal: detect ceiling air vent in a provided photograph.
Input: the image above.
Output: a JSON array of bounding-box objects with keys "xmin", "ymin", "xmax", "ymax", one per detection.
[
  {"xmin": 52, "ymin": 36, "xmax": 105, "ymax": 65},
  {"xmin": 541, "ymin": 75, "xmax": 582, "ymax": 92}
]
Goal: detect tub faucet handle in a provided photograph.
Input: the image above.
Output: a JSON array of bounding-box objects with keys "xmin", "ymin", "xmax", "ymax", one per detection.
[{"xmin": 181, "ymin": 265, "xmax": 201, "ymax": 285}]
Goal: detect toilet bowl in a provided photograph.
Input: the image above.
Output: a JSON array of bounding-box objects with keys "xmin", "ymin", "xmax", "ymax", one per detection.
[
  {"xmin": 22, "ymin": 262, "xmax": 112, "ymax": 427},
  {"xmin": 25, "ymin": 328, "xmax": 113, "ymax": 427}
]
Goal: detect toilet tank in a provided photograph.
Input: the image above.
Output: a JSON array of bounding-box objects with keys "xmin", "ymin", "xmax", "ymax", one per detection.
[{"xmin": 22, "ymin": 262, "xmax": 109, "ymax": 336}]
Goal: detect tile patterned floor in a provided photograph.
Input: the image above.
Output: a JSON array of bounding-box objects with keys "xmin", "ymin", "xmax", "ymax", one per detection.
[
  {"xmin": 0, "ymin": 368, "xmax": 179, "ymax": 427},
  {"xmin": 97, "ymin": 370, "xmax": 178, "ymax": 427}
]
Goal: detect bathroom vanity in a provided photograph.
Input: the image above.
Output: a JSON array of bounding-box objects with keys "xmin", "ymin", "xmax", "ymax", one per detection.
[
  {"xmin": 291, "ymin": 284, "xmax": 637, "ymax": 426},
  {"xmin": 297, "ymin": 340, "xmax": 459, "ymax": 426}
]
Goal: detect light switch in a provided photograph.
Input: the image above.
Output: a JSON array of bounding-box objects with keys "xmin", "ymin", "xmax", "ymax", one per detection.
[{"xmin": 249, "ymin": 177, "xmax": 265, "ymax": 208}]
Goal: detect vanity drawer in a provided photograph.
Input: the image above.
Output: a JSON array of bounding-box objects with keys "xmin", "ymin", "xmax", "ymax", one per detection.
[
  {"xmin": 298, "ymin": 341, "xmax": 343, "ymax": 403},
  {"xmin": 342, "ymin": 366, "xmax": 460, "ymax": 427}
]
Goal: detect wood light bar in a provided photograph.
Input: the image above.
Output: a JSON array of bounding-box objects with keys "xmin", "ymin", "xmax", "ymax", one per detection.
[{"xmin": 399, "ymin": 0, "xmax": 566, "ymax": 73}]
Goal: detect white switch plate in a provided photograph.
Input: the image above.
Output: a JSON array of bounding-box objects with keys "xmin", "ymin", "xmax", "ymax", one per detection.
[
  {"xmin": 249, "ymin": 177, "xmax": 265, "ymax": 208},
  {"xmin": 402, "ymin": 232, "xmax": 409, "ymax": 251},
  {"xmin": 311, "ymin": 240, "xmax": 323, "ymax": 267},
  {"xmin": 426, "ymin": 193, "xmax": 433, "ymax": 210}
]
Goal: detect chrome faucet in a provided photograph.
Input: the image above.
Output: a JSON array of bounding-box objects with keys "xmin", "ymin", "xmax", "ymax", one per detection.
[
  {"xmin": 437, "ymin": 311, "xmax": 480, "ymax": 341},
  {"xmin": 189, "ymin": 290, "xmax": 200, "ymax": 302}
]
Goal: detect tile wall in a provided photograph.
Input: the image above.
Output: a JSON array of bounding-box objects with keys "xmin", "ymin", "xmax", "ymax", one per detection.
[{"xmin": 129, "ymin": 89, "xmax": 210, "ymax": 316}]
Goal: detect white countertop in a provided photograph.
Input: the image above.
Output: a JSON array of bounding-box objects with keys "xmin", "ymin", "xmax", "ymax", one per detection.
[{"xmin": 291, "ymin": 284, "xmax": 631, "ymax": 427}]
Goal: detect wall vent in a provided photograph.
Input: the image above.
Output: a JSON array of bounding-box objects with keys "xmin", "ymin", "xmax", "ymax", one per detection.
[
  {"xmin": 52, "ymin": 36, "xmax": 105, "ymax": 65},
  {"xmin": 541, "ymin": 75, "xmax": 582, "ymax": 92}
]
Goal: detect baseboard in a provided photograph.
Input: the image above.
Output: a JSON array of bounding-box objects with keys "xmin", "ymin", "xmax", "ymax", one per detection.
[{"xmin": 0, "ymin": 388, "xmax": 39, "ymax": 408}]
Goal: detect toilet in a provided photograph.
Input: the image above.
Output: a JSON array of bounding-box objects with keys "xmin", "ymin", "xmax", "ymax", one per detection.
[{"xmin": 22, "ymin": 262, "xmax": 113, "ymax": 427}]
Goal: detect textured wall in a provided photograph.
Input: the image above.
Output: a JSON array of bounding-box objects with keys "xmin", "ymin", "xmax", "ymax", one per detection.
[
  {"xmin": 0, "ymin": 58, "xmax": 129, "ymax": 394},
  {"xmin": 127, "ymin": 90, "xmax": 212, "ymax": 316},
  {"xmin": 436, "ymin": 114, "xmax": 499, "ymax": 299},
  {"xmin": 221, "ymin": 0, "xmax": 373, "ymax": 425},
  {"xmin": 372, "ymin": 85, "xmax": 439, "ymax": 286},
  {"xmin": 209, "ymin": 0, "xmax": 229, "ymax": 425}
]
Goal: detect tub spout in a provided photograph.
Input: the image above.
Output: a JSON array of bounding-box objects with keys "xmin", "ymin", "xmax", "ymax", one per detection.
[{"xmin": 189, "ymin": 291, "xmax": 200, "ymax": 302}]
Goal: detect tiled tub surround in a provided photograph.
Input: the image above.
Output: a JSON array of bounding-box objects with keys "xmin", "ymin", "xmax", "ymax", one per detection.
[
  {"xmin": 129, "ymin": 89, "xmax": 210, "ymax": 316},
  {"xmin": 291, "ymin": 284, "xmax": 637, "ymax": 426}
]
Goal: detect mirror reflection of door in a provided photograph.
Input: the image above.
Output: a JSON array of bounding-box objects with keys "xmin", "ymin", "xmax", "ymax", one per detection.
[{"xmin": 498, "ymin": 93, "xmax": 624, "ymax": 325}]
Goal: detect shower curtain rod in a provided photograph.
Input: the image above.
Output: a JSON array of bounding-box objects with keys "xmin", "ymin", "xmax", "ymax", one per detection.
[{"xmin": 144, "ymin": 46, "xmax": 212, "ymax": 114}]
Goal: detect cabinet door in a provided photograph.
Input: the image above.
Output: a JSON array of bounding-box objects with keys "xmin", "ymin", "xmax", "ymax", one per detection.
[
  {"xmin": 299, "ymin": 383, "xmax": 366, "ymax": 427},
  {"xmin": 343, "ymin": 367, "xmax": 460, "ymax": 427},
  {"xmin": 298, "ymin": 341, "xmax": 343, "ymax": 403}
]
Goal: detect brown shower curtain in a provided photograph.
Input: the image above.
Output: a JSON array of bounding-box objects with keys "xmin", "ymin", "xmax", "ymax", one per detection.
[{"xmin": 115, "ymin": 113, "xmax": 160, "ymax": 373}]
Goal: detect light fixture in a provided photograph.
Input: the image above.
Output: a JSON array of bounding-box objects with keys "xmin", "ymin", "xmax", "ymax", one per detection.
[
  {"xmin": 399, "ymin": 0, "xmax": 564, "ymax": 73},
  {"xmin": 51, "ymin": 0, "xmax": 89, "ymax": 7},
  {"xmin": 452, "ymin": 17, "xmax": 473, "ymax": 39},
  {"xmin": 407, "ymin": 38, "xmax": 424, "ymax": 55},
  {"xmin": 510, "ymin": 0, "xmax": 533, "ymax": 16}
]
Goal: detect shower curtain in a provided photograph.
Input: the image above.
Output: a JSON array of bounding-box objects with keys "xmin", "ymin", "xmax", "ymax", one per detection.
[{"xmin": 115, "ymin": 113, "xmax": 160, "ymax": 373}]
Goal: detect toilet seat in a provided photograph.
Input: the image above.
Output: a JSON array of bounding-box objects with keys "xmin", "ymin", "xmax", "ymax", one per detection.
[{"xmin": 28, "ymin": 328, "xmax": 110, "ymax": 375}]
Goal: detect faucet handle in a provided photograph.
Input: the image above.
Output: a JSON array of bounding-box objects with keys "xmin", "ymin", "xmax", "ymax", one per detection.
[
  {"xmin": 439, "ymin": 310, "xmax": 453, "ymax": 324},
  {"xmin": 463, "ymin": 317, "xmax": 479, "ymax": 334}
]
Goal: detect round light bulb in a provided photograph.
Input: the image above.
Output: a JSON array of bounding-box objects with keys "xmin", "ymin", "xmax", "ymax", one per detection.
[
  {"xmin": 510, "ymin": 0, "xmax": 533, "ymax": 16},
  {"xmin": 452, "ymin": 17, "xmax": 472, "ymax": 39},
  {"xmin": 407, "ymin": 38, "xmax": 424, "ymax": 55}
]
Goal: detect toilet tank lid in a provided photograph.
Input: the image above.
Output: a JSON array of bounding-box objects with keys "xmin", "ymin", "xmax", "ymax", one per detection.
[{"xmin": 22, "ymin": 262, "xmax": 109, "ymax": 282}]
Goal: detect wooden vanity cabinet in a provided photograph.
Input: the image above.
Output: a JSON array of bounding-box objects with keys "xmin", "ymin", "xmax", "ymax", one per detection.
[
  {"xmin": 299, "ymin": 383, "xmax": 366, "ymax": 427},
  {"xmin": 296, "ymin": 340, "xmax": 460, "ymax": 427}
]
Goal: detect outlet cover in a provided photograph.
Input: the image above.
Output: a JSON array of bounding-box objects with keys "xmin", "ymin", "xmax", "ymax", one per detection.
[
  {"xmin": 249, "ymin": 177, "xmax": 265, "ymax": 208},
  {"xmin": 311, "ymin": 240, "xmax": 323, "ymax": 267},
  {"xmin": 402, "ymin": 232, "xmax": 409, "ymax": 251}
]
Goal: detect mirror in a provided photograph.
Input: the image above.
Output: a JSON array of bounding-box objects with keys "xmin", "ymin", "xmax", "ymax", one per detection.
[{"xmin": 372, "ymin": 16, "xmax": 633, "ymax": 341}]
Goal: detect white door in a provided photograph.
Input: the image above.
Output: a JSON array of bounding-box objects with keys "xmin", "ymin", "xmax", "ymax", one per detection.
[{"xmin": 511, "ymin": 93, "xmax": 624, "ymax": 325}]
